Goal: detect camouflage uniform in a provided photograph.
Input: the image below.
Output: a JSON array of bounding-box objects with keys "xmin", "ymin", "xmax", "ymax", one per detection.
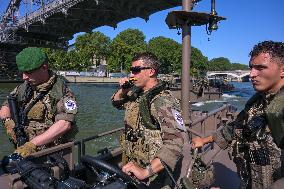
[
  {"xmin": 2, "ymin": 71, "xmax": 78, "ymax": 150},
  {"xmin": 213, "ymin": 91, "xmax": 284, "ymax": 189},
  {"xmin": 112, "ymin": 82, "xmax": 188, "ymax": 188}
]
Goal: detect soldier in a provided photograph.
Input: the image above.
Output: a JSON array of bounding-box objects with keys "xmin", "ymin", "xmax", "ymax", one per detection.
[
  {"xmin": 112, "ymin": 52, "xmax": 188, "ymax": 188},
  {"xmin": 0, "ymin": 47, "xmax": 78, "ymax": 157},
  {"xmin": 191, "ymin": 41, "xmax": 284, "ymax": 189}
]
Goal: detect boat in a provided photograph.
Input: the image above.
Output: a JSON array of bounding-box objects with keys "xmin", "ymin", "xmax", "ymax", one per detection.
[
  {"xmin": 0, "ymin": 0, "xmax": 240, "ymax": 188},
  {"xmin": 159, "ymin": 74, "xmax": 223, "ymax": 102},
  {"xmin": 208, "ymin": 78, "xmax": 235, "ymax": 93},
  {"xmin": 0, "ymin": 104, "xmax": 238, "ymax": 189}
]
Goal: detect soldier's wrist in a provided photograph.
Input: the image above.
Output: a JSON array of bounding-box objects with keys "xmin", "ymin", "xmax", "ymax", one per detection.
[{"xmin": 146, "ymin": 164, "xmax": 155, "ymax": 177}]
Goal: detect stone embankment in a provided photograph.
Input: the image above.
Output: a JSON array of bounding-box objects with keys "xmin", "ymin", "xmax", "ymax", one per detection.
[
  {"xmin": 0, "ymin": 76, "xmax": 120, "ymax": 83},
  {"xmin": 64, "ymin": 76, "xmax": 119, "ymax": 83}
]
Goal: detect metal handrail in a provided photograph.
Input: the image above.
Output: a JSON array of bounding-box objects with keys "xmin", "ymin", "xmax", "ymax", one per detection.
[
  {"xmin": 73, "ymin": 104, "xmax": 236, "ymax": 164},
  {"xmin": 74, "ymin": 127, "xmax": 124, "ymax": 161}
]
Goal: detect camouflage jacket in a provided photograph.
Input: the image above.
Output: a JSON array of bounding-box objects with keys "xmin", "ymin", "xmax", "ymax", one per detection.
[
  {"xmin": 213, "ymin": 91, "xmax": 283, "ymax": 189},
  {"xmin": 3, "ymin": 72, "xmax": 78, "ymax": 149},
  {"xmin": 112, "ymin": 83, "xmax": 188, "ymax": 187}
]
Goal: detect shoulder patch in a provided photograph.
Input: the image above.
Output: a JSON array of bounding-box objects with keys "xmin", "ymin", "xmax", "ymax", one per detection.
[
  {"xmin": 171, "ymin": 108, "xmax": 186, "ymax": 131},
  {"xmin": 63, "ymin": 98, "xmax": 77, "ymax": 113}
]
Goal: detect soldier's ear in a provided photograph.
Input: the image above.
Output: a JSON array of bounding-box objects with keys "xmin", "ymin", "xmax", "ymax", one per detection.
[
  {"xmin": 42, "ymin": 63, "xmax": 49, "ymax": 71},
  {"xmin": 149, "ymin": 68, "xmax": 157, "ymax": 78},
  {"xmin": 280, "ymin": 65, "xmax": 284, "ymax": 78}
]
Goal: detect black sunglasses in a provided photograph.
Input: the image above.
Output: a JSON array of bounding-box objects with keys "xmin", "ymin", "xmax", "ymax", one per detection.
[{"xmin": 130, "ymin": 66, "xmax": 152, "ymax": 73}]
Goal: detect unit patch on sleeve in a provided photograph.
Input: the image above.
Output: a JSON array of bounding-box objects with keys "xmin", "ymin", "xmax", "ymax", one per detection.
[
  {"xmin": 64, "ymin": 99, "xmax": 77, "ymax": 113},
  {"xmin": 171, "ymin": 109, "xmax": 186, "ymax": 131}
]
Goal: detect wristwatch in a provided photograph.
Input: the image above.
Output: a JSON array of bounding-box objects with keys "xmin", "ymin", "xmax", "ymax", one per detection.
[{"xmin": 146, "ymin": 164, "xmax": 155, "ymax": 177}]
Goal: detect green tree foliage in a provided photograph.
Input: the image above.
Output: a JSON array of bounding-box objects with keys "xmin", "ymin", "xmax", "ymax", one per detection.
[
  {"xmin": 75, "ymin": 31, "xmax": 111, "ymax": 69},
  {"xmin": 108, "ymin": 29, "xmax": 147, "ymax": 72},
  {"xmin": 191, "ymin": 47, "xmax": 209, "ymax": 77},
  {"xmin": 148, "ymin": 36, "xmax": 182, "ymax": 74},
  {"xmin": 208, "ymin": 57, "xmax": 231, "ymax": 71},
  {"xmin": 147, "ymin": 37, "xmax": 208, "ymax": 76},
  {"xmin": 43, "ymin": 29, "xmax": 247, "ymax": 74},
  {"xmin": 42, "ymin": 48, "xmax": 69, "ymax": 70},
  {"xmin": 43, "ymin": 48, "xmax": 91, "ymax": 71},
  {"xmin": 230, "ymin": 63, "xmax": 248, "ymax": 70},
  {"xmin": 207, "ymin": 57, "xmax": 248, "ymax": 71}
]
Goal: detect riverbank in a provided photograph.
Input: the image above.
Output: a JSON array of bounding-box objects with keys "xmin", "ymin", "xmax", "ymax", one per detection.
[
  {"xmin": 0, "ymin": 76, "xmax": 120, "ymax": 84},
  {"xmin": 64, "ymin": 76, "xmax": 119, "ymax": 83}
]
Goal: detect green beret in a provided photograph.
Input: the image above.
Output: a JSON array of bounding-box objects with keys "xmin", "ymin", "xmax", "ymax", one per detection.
[{"xmin": 16, "ymin": 47, "xmax": 47, "ymax": 72}]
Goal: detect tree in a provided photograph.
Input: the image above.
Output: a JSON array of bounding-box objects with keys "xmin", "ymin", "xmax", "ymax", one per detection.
[
  {"xmin": 148, "ymin": 36, "xmax": 182, "ymax": 74},
  {"xmin": 230, "ymin": 63, "xmax": 249, "ymax": 70},
  {"xmin": 75, "ymin": 31, "xmax": 111, "ymax": 69},
  {"xmin": 42, "ymin": 48, "xmax": 69, "ymax": 70},
  {"xmin": 208, "ymin": 57, "xmax": 231, "ymax": 71},
  {"xmin": 108, "ymin": 29, "xmax": 147, "ymax": 72},
  {"xmin": 191, "ymin": 47, "xmax": 209, "ymax": 77}
]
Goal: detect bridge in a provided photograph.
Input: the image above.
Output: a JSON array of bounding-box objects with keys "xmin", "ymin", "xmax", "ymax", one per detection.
[
  {"xmin": 207, "ymin": 70, "xmax": 250, "ymax": 82},
  {"xmin": 0, "ymin": 0, "xmax": 181, "ymax": 80}
]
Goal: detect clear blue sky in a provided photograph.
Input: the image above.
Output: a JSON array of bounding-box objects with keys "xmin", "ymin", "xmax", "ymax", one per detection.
[{"xmin": 1, "ymin": 0, "xmax": 284, "ymax": 65}]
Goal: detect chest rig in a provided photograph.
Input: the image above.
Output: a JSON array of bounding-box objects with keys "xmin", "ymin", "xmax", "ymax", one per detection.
[
  {"xmin": 123, "ymin": 82, "xmax": 168, "ymax": 168},
  {"xmin": 232, "ymin": 93, "xmax": 270, "ymax": 163},
  {"xmin": 231, "ymin": 92, "xmax": 283, "ymax": 188},
  {"xmin": 15, "ymin": 75, "xmax": 65, "ymax": 144}
]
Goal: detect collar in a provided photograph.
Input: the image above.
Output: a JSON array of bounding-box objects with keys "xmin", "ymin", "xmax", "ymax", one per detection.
[{"xmin": 35, "ymin": 71, "xmax": 57, "ymax": 92}]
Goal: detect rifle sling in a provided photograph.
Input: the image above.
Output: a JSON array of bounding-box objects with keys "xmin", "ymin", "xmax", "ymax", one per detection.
[{"xmin": 22, "ymin": 90, "xmax": 49, "ymax": 121}]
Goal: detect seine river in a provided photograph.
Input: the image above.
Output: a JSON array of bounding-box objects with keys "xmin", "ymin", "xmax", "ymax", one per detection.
[{"xmin": 0, "ymin": 81, "xmax": 254, "ymax": 159}]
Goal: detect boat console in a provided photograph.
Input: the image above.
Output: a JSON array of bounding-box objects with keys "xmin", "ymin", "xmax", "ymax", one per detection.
[{"xmin": 0, "ymin": 142, "xmax": 145, "ymax": 189}]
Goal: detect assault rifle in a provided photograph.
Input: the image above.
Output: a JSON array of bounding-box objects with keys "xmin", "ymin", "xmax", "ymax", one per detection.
[
  {"xmin": 7, "ymin": 95, "xmax": 28, "ymax": 147},
  {"xmin": 1, "ymin": 153, "xmax": 87, "ymax": 189}
]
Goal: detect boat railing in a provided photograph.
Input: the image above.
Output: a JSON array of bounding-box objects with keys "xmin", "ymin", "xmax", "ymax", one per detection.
[
  {"xmin": 189, "ymin": 103, "xmax": 237, "ymax": 164},
  {"xmin": 74, "ymin": 127, "xmax": 124, "ymax": 163},
  {"xmin": 73, "ymin": 103, "xmax": 237, "ymax": 164}
]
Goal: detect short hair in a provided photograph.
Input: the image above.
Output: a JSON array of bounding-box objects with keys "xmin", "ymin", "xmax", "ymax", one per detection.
[
  {"xmin": 249, "ymin": 41, "xmax": 284, "ymax": 65},
  {"xmin": 132, "ymin": 52, "xmax": 160, "ymax": 73}
]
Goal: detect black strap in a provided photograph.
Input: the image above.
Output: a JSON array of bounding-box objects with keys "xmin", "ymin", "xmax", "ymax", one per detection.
[
  {"xmin": 139, "ymin": 81, "xmax": 167, "ymax": 130},
  {"xmin": 160, "ymin": 160, "xmax": 181, "ymax": 189}
]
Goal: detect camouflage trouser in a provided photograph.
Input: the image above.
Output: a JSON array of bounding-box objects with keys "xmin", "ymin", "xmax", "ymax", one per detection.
[
  {"xmin": 250, "ymin": 163, "xmax": 282, "ymax": 189},
  {"xmin": 146, "ymin": 170, "xmax": 172, "ymax": 189},
  {"xmin": 237, "ymin": 159, "xmax": 282, "ymax": 189}
]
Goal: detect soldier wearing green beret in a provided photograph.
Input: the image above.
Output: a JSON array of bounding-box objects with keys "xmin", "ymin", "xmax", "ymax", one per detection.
[{"xmin": 0, "ymin": 47, "xmax": 78, "ymax": 157}]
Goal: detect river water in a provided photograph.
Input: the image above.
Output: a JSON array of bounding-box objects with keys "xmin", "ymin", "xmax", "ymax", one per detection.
[{"xmin": 0, "ymin": 82, "xmax": 254, "ymax": 159}]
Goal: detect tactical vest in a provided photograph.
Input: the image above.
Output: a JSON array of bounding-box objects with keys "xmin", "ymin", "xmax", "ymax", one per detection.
[
  {"xmin": 229, "ymin": 92, "xmax": 282, "ymax": 188},
  {"xmin": 123, "ymin": 82, "xmax": 173, "ymax": 169},
  {"xmin": 15, "ymin": 75, "xmax": 67, "ymax": 149}
]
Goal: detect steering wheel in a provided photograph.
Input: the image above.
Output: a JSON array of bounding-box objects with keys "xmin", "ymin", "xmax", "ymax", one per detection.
[{"xmin": 80, "ymin": 155, "xmax": 145, "ymax": 189}]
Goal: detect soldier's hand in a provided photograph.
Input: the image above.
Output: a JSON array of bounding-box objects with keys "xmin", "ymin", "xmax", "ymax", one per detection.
[
  {"xmin": 119, "ymin": 77, "xmax": 130, "ymax": 87},
  {"xmin": 122, "ymin": 162, "xmax": 149, "ymax": 180},
  {"xmin": 14, "ymin": 142, "xmax": 37, "ymax": 158},
  {"xmin": 3, "ymin": 118, "xmax": 17, "ymax": 144},
  {"xmin": 192, "ymin": 135, "xmax": 214, "ymax": 148},
  {"xmin": 192, "ymin": 137, "xmax": 206, "ymax": 148}
]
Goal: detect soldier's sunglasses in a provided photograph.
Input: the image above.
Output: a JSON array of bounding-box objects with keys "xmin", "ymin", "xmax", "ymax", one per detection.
[{"xmin": 130, "ymin": 66, "xmax": 152, "ymax": 74}]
